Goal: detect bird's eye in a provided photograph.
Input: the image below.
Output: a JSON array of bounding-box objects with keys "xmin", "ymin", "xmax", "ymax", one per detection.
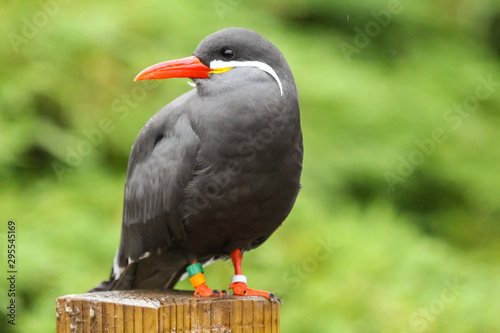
[{"xmin": 222, "ymin": 48, "xmax": 235, "ymax": 60}]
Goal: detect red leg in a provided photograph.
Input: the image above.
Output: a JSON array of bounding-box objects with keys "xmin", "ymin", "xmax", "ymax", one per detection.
[
  {"xmin": 228, "ymin": 249, "xmax": 281, "ymax": 302},
  {"xmin": 232, "ymin": 249, "xmax": 243, "ymax": 275}
]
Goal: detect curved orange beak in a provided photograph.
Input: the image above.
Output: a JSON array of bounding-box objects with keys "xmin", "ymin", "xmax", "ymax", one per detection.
[{"xmin": 133, "ymin": 55, "xmax": 211, "ymax": 81}]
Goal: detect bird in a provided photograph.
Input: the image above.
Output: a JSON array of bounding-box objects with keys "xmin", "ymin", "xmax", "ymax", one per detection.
[{"xmin": 91, "ymin": 27, "xmax": 302, "ymax": 301}]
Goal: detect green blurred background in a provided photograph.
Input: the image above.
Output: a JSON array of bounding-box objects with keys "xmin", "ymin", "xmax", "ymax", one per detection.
[{"xmin": 1, "ymin": 0, "xmax": 500, "ymax": 332}]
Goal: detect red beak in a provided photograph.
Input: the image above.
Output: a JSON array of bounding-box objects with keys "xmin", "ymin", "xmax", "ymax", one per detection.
[{"xmin": 133, "ymin": 55, "xmax": 211, "ymax": 81}]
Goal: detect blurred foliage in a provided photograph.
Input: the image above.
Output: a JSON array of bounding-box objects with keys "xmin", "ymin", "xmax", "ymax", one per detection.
[{"xmin": 1, "ymin": 0, "xmax": 500, "ymax": 332}]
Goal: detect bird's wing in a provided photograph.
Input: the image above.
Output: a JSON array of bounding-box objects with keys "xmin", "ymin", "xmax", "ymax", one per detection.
[
  {"xmin": 91, "ymin": 106, "xmax": 201, "ymax": 292},
  {"xmin": 117, "ymin": 108, "xmax": 200, "ymax": 266}
]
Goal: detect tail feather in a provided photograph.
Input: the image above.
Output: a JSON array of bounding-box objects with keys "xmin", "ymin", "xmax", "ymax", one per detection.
[{"xmin": 89, "ymin": 252, "xmax": 187, "ymax": 292}]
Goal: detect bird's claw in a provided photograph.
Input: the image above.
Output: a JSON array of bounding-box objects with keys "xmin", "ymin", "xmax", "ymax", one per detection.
[
  {"xmin": 268, "ymin": 292, "xmax": 283, "ymax": 304},
  {"xmin": 194, "ymin": 283, "xmax": 224, "ymax": 297},
  {"xmin": 229, "ymin": 282, "xmax": 281, "ymax": 302},
  {"xmin": 212, "ymin": 289, "xmax": 228, "ymax": 297}
]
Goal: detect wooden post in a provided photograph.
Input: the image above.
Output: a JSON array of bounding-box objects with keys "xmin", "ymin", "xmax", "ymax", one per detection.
[{"xmin": 56, "ymin": 290, "xmax": 280, "ymax": 332}]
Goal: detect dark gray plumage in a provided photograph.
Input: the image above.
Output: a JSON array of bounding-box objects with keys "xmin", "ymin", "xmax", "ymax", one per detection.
[{"xmin": 91, "ymin": 28, "xmax": 302, "ymax": 292}]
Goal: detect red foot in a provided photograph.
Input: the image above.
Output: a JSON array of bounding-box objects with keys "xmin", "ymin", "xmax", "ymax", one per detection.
[
  {"xmin": 194, "ymin": 283, "xmax": 226, "ymax": 297},
  {"xmin": 229, "ymin": 282, "xmax": 281, "ymax": 302}
]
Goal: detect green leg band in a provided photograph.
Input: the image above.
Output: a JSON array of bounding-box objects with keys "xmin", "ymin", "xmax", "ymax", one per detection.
[{"xmin": 186, "ymin": 262, "xmax": 204, "ymax": 277}]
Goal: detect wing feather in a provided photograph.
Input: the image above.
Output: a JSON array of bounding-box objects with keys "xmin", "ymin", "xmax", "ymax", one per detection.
[{"xmin": 118, "ymin": 110, "xmax": 200, "ymax": 264}]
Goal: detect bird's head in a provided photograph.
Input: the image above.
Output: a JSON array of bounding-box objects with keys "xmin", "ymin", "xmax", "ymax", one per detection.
[{"xmin": 134, "ymin": 28, "xmax": 291, "ymax": 96}]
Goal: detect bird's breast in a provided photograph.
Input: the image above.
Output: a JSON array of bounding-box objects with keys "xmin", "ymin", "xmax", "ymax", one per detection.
[
  {"xmin": 181, "ymin": 119, "xmax": 302, "ymax": 256},
  {"xmin": 178, "ymin": 82, "xmax": 302, "ymax": 256}
]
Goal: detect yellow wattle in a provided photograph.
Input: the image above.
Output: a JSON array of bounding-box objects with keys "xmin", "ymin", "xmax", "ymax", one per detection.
[{"xmin": 209, "ymin": 67, "xmax": 233, "ymax": 74}]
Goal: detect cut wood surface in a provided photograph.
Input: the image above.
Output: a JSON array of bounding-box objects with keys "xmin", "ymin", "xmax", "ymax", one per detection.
[{"xmin": 56, "ymin": 290, "xmax": 280, "ymax": 332}]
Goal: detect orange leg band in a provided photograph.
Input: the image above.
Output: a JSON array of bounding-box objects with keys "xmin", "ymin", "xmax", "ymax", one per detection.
[{"xmin": 190, "ymin": 272, "xmax": 206, "ymax": 288}]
